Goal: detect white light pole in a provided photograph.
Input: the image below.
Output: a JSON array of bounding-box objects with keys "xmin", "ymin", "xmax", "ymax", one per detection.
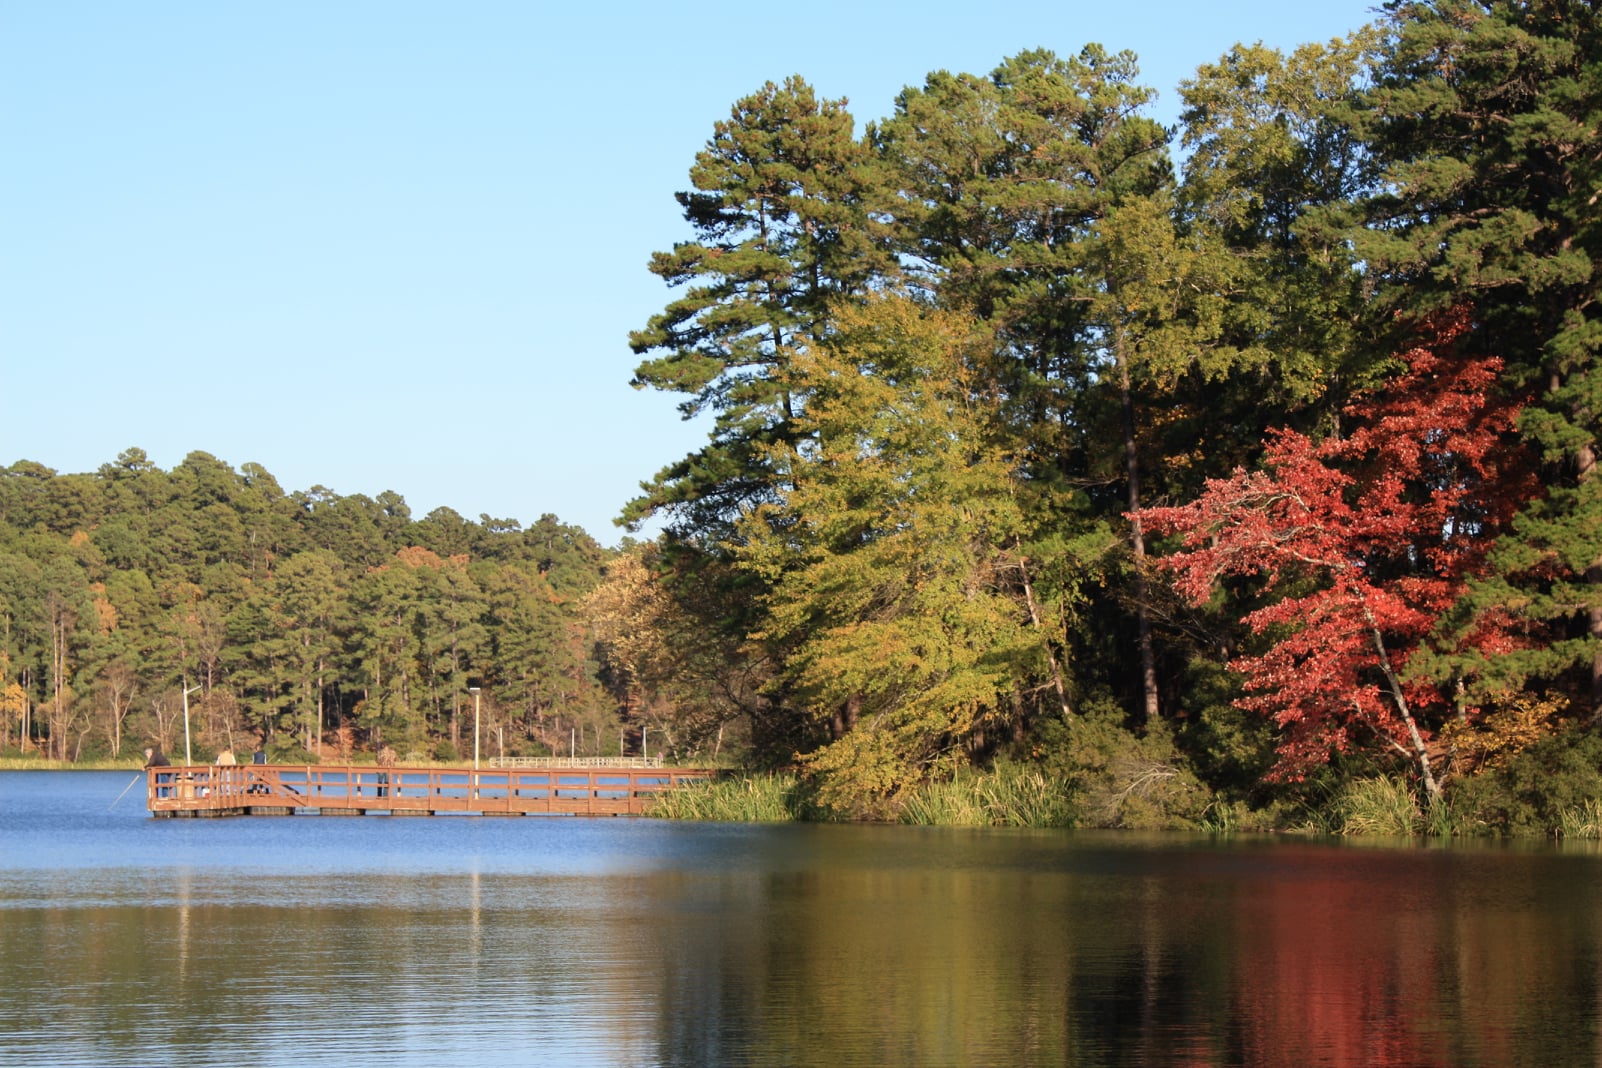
[
  {"xmin": 181, "ymin": 679, "xmax": 203, "ymax": 765},
  {"xmin": 469, "ymin": 686, "xmax": 481, "ymax": 771}
]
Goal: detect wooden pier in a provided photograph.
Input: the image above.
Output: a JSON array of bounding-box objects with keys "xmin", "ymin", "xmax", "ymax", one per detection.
[{"xmin": 146, "ymin": 763, "xmax": 716, "ymax": 818}]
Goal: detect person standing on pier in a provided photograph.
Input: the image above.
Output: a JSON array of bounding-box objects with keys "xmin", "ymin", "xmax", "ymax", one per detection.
[
  {"xmin": 247, "ymin": 744, "xmax": 268, "ymax": 794},
  {"xmin": 144, "ymin": 747, "xmax": 172, "ymax": 799},
  {"xmin": 377, "ymin": 743, "xmax": 397, "ymax": 797}
]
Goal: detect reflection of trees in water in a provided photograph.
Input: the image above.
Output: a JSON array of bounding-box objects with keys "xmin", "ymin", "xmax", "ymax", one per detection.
[
  {"xmin": 647, "ymin": 841, "xmax": 1602, "ymax": 1067},
  {"xmin": 1229, "ymin": 848, "xmax": 1602, "ymax": 1067},
  {"xmin": 8, "ymin": 841, "xmax": 1602, "ymax": 1066}
]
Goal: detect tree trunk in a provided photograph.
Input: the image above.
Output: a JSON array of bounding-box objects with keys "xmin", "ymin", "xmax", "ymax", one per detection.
[
  {"xmin": 1118, "ymin": 345, "xmax": 1160, "ymax": 725},
  {"xmin": 831, "ymin": 693, "xmax": 862, "ymax": 741},
  {"xmin": 1364, "ymin": 605, "xmax": 1442, "ymax": 801},
  {"xmin": 1578, "ymin": 443, "xmax": 1602, "ymax": 720},
  {"xmin": 1016, "ymin": 551, "xmax": 1072, "ymax": 718}
]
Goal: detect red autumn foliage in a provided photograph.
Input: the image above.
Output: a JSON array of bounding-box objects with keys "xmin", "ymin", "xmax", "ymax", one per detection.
[{"xmin": 1144, "ymin": 309, "xmax": 1535, "ymax": 781}]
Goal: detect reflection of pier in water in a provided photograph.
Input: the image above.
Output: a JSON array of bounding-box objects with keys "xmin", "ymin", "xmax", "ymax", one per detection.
[{"xmin": 145, "ymin": 763, "xmax": 716, "ymax": 817}]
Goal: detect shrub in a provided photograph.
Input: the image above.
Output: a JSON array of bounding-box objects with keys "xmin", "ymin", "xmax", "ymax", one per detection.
[
  {"xmin": 1173, "ymin": 657, "xmax": 1278, "ymax": 795},
  {"xmin": 1447, "ymin": 727, "xmax": 1602, "ymax": 836},
  {"xmin": 1032, "ymin": 699, "xmax": 1212, "ymax": 829},
  {"xmin": 268, "ymin": 742, "xmax": 318, "ymax": 765}
]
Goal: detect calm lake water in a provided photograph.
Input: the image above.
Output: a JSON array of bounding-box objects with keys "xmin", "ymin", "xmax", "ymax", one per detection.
[{"xmin": 3, "ymin": 772, "xmax": 1602, "ymax": 1067}]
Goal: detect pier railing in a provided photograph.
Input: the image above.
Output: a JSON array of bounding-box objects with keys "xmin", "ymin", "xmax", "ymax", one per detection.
[
  {"xmin": 146, "ymin": 763, "xmax": 715, "ymax": 817},
  {"xmin": 486, "ymin": 755, "xmax": 664, "ymax": 769}
]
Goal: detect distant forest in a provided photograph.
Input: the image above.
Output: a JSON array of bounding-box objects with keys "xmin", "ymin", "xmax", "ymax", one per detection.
[
  {"xmin": 10, "ymin": 2, "xmax": 1602, "ymax": 832},
  {"xmin": 0, "ymin": 450, "xmax": 632, "ymax": 764}
]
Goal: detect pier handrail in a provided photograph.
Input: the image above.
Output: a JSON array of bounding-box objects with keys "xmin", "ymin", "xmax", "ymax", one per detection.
[{"xmin": 487, "ymin": 755, "xmax": 664, "ymax": 769}]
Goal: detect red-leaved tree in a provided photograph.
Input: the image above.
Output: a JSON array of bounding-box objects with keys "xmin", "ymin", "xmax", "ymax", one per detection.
[{"xmin": 1144, "ymin": 310, "xmax": 1535, "ymax": 798}]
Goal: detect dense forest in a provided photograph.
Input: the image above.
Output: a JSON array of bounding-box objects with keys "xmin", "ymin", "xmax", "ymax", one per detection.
[
  {"xmin": 0, "ymin": 450, "xmax": 623, "ymax": 765},
  {"xmin": 9, "ymin": 1, "xmax": 1602, "ymax": 831},
  {"xmin": 618, "ymin": 0, "xmax": 1602, "ymax": 829}
]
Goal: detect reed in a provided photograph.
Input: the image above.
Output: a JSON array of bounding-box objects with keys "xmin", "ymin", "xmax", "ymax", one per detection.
[
  {"xmin": 645, "ymin": 774, "xmax": 810, "ymax": 822},
  {"xmin": 896, "ymin": 777, "xmax": 990, "ymax": 826},
  {"xmin": 898, "ymin": 763, "xmax": 1075, "ymax": 828},
  {"xmin": 1555, "ymin": 798, "xmax": 1602, "ymax": 839},
  {"xmin": 1423, "ymin": 796, "xmax": 1460, "ymax": 838},
  {"xmin": 1334, "ymin": 775, "xmax": 1421, "ymax": 836},
  {"xmin": 1198, "ymin": 800, "xmax": 1247, "ymax": 835}
]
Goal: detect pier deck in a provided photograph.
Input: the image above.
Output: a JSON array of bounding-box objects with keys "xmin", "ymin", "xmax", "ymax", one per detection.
[{"xmin": 146, "ymin": 763, "xmax": 715, "ymax": 817}]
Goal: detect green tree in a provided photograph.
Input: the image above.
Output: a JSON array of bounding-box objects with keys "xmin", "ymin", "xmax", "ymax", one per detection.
[
  {"xmin": 1359, "ymin": 0, "xmax": 1602, "ymax": 713},
  {"xmin": 517, "ymin": 514, "xmax": 609, "ymax": 591},
  {"xmin": 481, "ymin": 561, "xmax": 567, "ymax": 746},
  {"xmin": 296, "ymin": 489, "xmax": 412, "ymax": 569},
  {"xmin": 627, "ymin": 75, "xmax": 890, "ymax": 536},
  {"xmin": 223, "ymin": 588, "xmax": 291, "ymax": 747},
  {"xmin": 737, "ymin": 296, "xmax": 1058, "ymax": 814},
  {"xmin": 343, "ymin": 546, "xmax": 489, "ymax": 754},
  {"xmin": 1177, "ymin": 32, "xmax": 1381, "ymax": 425},
  {"xmin": 876, "ymin": 47, "xmax": 1218, "ymax": 724},
  {"xmin": 37, "ymin": 556, "xmax": 94, "ymax": 760},
  {"xmin": 411, "ymin": 550, "xmax": 486, "ymax": 752},
  {"xmin": 414, "ymin": 507, "xmax": 476, "ymax": 559},
  {"xmin": 93, "ymin": 448, "xmax": 174, "ymax": 575},
  {"xmin": 346, "ymin": 556, "xmax": 427, "ymax": 751},
  {"xmin": 270, "ymin": 550, "xmax": 347, "ymax": 753},
  {"xmin": 0, "ymin": 461, "xmax": 57, "ymax": 532}
]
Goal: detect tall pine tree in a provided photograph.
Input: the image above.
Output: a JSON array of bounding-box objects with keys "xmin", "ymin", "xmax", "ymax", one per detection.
[
  {"xmin": 1361, "ymin": 0, "xmax": 1602, "ymax": 713},
  {"xmin": 626, "ymin": 76, "xmax": 892, "ymax": 539}
]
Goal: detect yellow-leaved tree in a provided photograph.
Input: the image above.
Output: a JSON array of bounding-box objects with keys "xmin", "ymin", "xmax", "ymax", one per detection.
[{"xmin": 737, "ymin": 295, "xmax": 1072, "ymax": 816}]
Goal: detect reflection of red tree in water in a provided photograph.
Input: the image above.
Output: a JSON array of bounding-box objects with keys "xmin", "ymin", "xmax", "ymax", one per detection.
[
  {"xmin": 1230, "ymin": 850, "xmax": 1453, "ymax": 1068},
  {"xmin": 1221, "ymin": 846, "xmax": 1602, "ymax": 1068}
]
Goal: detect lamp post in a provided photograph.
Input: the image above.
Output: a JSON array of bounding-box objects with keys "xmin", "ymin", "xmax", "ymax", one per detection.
[
  {"xmin": 469, "ymin": 686, "xmax": 481, "ymax": 771},
  {"xmin": 181, "ymin": 679, "xmax": 203, "ymax": 765}
]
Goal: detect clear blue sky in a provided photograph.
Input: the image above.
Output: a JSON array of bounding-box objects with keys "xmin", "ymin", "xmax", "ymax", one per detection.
[{"xmin": 2, "ymin": 1, "xmax": 1378, "ymax": 545}]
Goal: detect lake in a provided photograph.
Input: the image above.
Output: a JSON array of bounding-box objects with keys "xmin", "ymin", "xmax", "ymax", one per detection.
[{"xmin": 2, "ymin": 771, "xmax": 1600, "ymax": 1066}]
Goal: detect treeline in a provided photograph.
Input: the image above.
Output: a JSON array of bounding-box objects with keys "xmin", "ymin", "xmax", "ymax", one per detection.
[
  {"xmin": 613, "ymin": 1, "xmax": 1602, "ymax": 826},
  {"xmin": 13, "ymin": 2, "xmax": 1602, "ymax": 832},
  {"xmin": 0, "ymin": 449, "xmax": 630, "ymax": 763}
]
